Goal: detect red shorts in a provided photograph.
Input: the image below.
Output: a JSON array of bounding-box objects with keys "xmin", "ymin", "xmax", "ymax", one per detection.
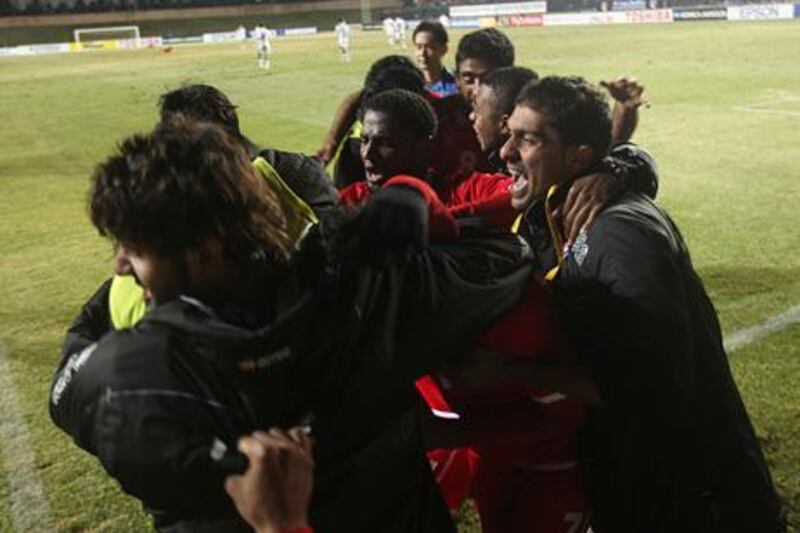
[
  {"xmin": 426, "ymin": 447, "xmax": 478, "ymax": 511},
  {"xmin": 472, "ymin": 461, "xmax": 590, "ymax": 533}
]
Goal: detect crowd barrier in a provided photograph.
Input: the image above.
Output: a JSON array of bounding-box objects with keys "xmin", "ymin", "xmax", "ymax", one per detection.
[{"xmin": 1, "ymin": 3, "xmax": 797, "ymax": 58}]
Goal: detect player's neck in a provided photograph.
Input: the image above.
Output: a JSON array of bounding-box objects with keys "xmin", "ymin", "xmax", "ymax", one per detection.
[{"xmin": 424, "ymin": 65, "xmax": 443, "ymax": 85}]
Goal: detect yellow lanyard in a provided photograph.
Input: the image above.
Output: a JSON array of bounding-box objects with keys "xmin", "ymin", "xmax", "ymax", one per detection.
[
  {"xmin": 511, "ymin": 185, "xmax": 564, "ymax": 283},
  {"xmin": 543, "ymin": 185, "xmax": 563, "ymax": 282}
]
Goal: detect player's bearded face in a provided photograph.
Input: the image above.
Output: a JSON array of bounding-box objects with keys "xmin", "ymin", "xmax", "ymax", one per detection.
[{"xmin": 500, "ymin": 105, "xmax": 570, "ymax": 212}]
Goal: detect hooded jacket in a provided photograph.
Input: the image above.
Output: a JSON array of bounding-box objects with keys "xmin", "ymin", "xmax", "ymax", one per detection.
[{"xmin": 50, "ymin": 216, "xmax": 533, "ymax": 532}]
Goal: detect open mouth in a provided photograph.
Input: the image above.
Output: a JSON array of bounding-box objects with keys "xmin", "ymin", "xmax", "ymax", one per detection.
[
  {"xmin": 364, "ymin": 166, "xmax": 385, "ymax": 185},
  {"xmin": 508, "ymin": 168, "xmax": 529, "ymax": 198}
]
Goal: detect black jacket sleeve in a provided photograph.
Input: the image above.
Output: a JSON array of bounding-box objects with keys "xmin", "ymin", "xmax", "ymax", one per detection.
[
  {"xmin": 264, "ymin": 149, "xmax": 340, "ymax": 219},
  {"xmin": 555, "ymin": 195, "xmax": 694, "ymax": 428},
  {"xmin": 59, "ymin": 278, "xmax": 113, "ymax": 371},
  {"xmin": 305, "ymin": 226, "xmax": 534, "ymax": 409},
  {"xmin": 50, "ymin": 320, "xmax": 247, "ymax": 524},
  {"xmin": 603, "ymin": 142, "xmax": 660, "ymax": 200}
]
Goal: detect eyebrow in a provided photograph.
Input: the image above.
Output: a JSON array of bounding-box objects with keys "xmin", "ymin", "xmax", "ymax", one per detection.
[{"xmin": 510, "ymin": 124, "xmax": 541, "ymax": 137}]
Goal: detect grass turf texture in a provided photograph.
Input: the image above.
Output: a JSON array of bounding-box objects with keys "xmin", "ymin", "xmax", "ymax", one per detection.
[{"xmin": 0, "ymin": 20, "xmax": 798, "ymax": 531}]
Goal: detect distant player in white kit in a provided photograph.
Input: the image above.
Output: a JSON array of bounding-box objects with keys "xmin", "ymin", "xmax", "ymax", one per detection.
[
  {"xmin": 393, "ymin": 17, "xmax": 407, "ymax": 49},
  {"xmin": 253, "ymin": 24, "xmax": 271, "ymax": 70},
  {"xmin": 382, "ymin": 17, "xmax": 396, "ymax": 47},
  {"xmin": 335, "ymin": 18, "xmax": 351, "ymax": 62},
  {"xmin": 236, "ymin": 24, "xmax": 247, "ymax": 42}
]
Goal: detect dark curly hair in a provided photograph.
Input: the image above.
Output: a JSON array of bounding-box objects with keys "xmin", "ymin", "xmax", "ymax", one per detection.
[
  {"xmin": 362, "ymin": 55, "xmax": 427, "ymax": 104},
  {"xmin": 89, "ymin": 116, "xmax": 292, "ymax": 267},
  {"xmin": 412, "ymin": 20, "xmax": 448, "ymax": 46},
  {"xmin": 159, "ymin": 84, "xmax": 242, "ymax": 139},
  {"xmin": 481, "ymin": 66, "xmax": 539, "ymax": 120},
  {"xmin": 360, "ymin": 89, "xmax": 438, "ymax": 141},
  {"xmin": 516, "ymin": 76, "xmax": 612, "ymax": 166},
  {"xmin": 455, "ymin": 28, "xmax": 514, "ymax": 72}
]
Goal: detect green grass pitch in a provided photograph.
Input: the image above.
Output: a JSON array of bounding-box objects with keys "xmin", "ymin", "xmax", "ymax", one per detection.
[{"xmin": 0, "ymin": 19, "xmax": 798, "ymax": 531}]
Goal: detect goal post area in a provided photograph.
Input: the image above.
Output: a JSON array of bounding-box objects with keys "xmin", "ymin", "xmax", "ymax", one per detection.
[{"xmin": 73, "ymin": 25, "xmax": 141, "ymax": 48}]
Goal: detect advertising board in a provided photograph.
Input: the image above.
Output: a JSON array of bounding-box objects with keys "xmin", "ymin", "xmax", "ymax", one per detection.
[
  {"xmin": 728, "ymin": 4, "xmax": 793, "ymax": 20},
  {"xmin": 507, "ymin": 14, "xmax": 544, "ymax": 26},
  {"xmin": 673, "ymin": 6, "xmax": 727, "ymax": 21},
  {"xmin": 451, "ymin": 1, "xmax": 547, "ymax": 18}
]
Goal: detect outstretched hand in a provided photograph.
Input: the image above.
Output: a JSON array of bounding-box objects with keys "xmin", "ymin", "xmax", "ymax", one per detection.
[
  {"xmin": 601, "ymin": 77, "xmax": 650, "ymax": 109},
  {"xmin": 224, "ymin": 427, "xmax": 314, "ymax": 533}
]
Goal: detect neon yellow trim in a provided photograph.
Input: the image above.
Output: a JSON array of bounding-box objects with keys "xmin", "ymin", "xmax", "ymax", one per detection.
[
  {"xmin": 252, "ymin": 156, "xmax": 317, "ymax": 245},
  {"xmin": 544, "ymin": 185, "xmax": 564, "ymax": 263},
  {"xmin": 510, "ymin": 214, "xmax": 523, "ymax": 234},
  {"xmin": 511, "ymin": 187, "xmax": 564, "ymax": 284},
  {"xmin": 326, "ymin": 120, "xmax": 362, "ymax": 175},
  {"xmin": 109, "ymin": 274, "xmax": 147, "ymax": 329},
  {"xmin": 544, "ymin": 265, "xmax": 560, "ymax": 282}
]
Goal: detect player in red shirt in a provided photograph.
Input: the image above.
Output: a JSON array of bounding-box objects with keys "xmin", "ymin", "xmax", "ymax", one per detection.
[{"xmin": 339, "ymin": 87, "xmax": 591, "ymax": 532}]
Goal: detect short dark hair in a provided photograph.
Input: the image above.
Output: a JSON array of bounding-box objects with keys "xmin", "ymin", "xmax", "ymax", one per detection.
[
  {"xmin": 159, "ymin": 84, "xmax": 242, "ymax": 139},
  {"xmin": 481, "ymin": 66, "xmax": 539, "ymax": 120},
  {"xmin": 455, "ymin": 28, "xmax": 514, "ymax": 71},
  {"xmin": 412, "ymin": 20, "xmax": 448, "ymax": 46},
  {"xmin": 362, "ymin": 55, "xmax": 427, "ymax": 103},
  {"xmin": 516, "ymin": 76, "xmax": 612, "ymax": 165},
  {"xmin": 89, "ymin": 116, "xmax": 293, "ymax": 267},
  {"xmin": 360, "ymin": 89, "xmax": 438, "ymax": 141}
]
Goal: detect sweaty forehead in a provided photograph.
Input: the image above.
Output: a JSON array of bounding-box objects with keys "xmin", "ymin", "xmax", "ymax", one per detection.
[
  {"xmin": 507, "ymin": 105, "xmax": 546, "ymax": 133},
  {"xmin": 414, "ymin": 31, "xmax": 440, "ymax": 46},
  {"xmin": 458, "ymin": 58, "xmax": 492, "ymax": 76},
  {"xmin": 362, "ymin": 110, "xmax": 393, "ymax": 135}
]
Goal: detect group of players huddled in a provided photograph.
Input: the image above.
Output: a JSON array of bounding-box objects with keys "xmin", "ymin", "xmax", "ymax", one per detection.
[{"xmin": 50, "ymin": 22, "xmax": 786, "ymax": 533}]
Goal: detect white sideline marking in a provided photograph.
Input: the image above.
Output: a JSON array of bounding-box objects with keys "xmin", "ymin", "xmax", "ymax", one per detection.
[
  {"xmin": 733, "ymin": 93, "xmax": 800, "ymax": 117},
  {"xmin": 733, "ymin": 107, "xmax": 800, "ymax": 118},
  {"xmin": 0, "ymin": 340, "xmax": 53, "ymax": 530},
  {"xmin": 725, "ymin": 305, "xmax": 800, "ymax": 353}
]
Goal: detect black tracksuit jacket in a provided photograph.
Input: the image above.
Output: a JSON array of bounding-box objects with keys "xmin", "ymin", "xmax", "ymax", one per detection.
[
  {"xmin": 50, "ymin": 223, "xmax": 533, "ymax": 532},
  {"xmin": 518, "ymin": 180, "xmax": 785, "ymax": 532}
]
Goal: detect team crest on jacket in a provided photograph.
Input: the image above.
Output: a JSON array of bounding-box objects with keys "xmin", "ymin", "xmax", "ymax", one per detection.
[{"xmin": 571, "ymin": 230, "xmax": 589, "ymax": 267}]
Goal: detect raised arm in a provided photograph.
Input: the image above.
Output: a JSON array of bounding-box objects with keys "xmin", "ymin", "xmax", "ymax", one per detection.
[
  {"xmin": 602, "ymin": 77, "xmax": 649, "ymax": 143},
  {"xmin": 314, "ymin": 90, "xmax": 363, "ymax": 165}
]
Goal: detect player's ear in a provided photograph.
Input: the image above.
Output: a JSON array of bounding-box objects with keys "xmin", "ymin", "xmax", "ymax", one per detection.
[{"xmin": 500, "ymin": 114, "xmax": 510, "ymax": 135}]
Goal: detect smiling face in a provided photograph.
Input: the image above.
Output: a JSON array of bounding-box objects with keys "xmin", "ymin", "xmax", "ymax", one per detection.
[
  {"xmin": 500, "ymin": 104, "xmax": 574, "ymax": 212},
  {"xmin": 360, "ymin": 109, "xmax": 420, "ymax": 189},
  {"xmin": 470, "ymin": 84, "xmax": 506, "ymax": 154},
  {"xmin": 413, "ymin": 31, "xmax": 447, "ymax": 82}
]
